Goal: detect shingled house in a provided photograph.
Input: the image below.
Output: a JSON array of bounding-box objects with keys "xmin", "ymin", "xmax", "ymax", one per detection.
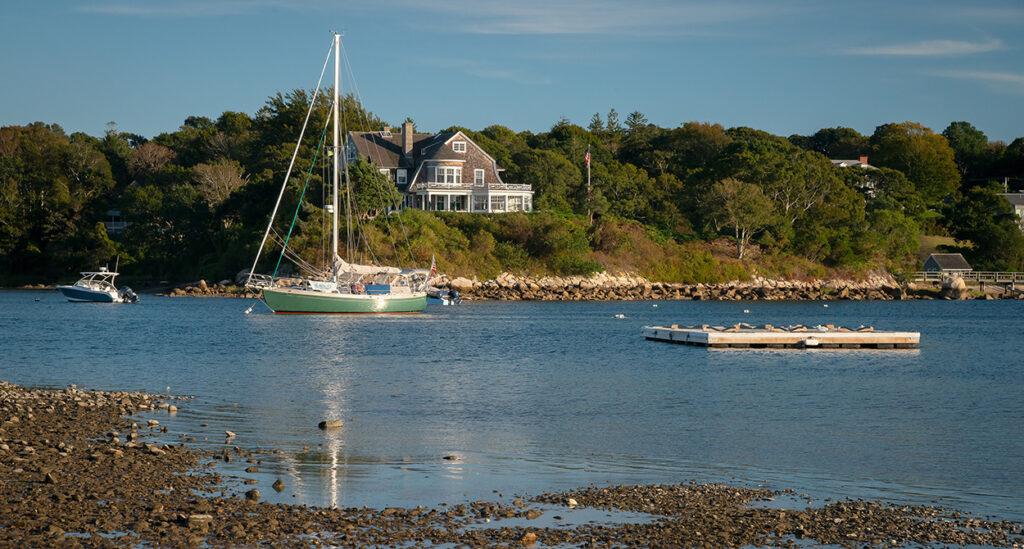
[
  {"xmin": 923, "ymin": 253, "xmax": 972, "ymax": 276},
  {"xmin": 347, "ymin": 121, "xmax": 533, "ymax": 213}
]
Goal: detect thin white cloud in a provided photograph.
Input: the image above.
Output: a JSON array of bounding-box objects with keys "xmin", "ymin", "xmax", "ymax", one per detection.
[
  {"xmin": 77, "ymin": 0, "xmax": 297, "ymax": 17},
  {"xmin": 422, "ymin": 58, "xmax": 550, "ymax": 85},
  {"xmin": 395, "ymin": 0, "xmax": 781, "ymax": 35},
  {"xmin": 847, "ymin": 39, "xmax": 1002, "ymax": 56},
  {"xmin": 931, "ymin": 70, "xmax": 1024, "ymax": 94}
]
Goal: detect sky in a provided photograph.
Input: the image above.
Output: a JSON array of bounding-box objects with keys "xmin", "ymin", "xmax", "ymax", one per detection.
[{"xmin": 2, "ymin": 1, "xmax": 1023, "ymax": 143}]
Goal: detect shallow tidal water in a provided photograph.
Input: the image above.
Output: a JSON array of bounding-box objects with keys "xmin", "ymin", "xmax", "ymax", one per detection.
[{"xmin": 1, "ymin": 291, "xmax": 1021, "ymax": 521}]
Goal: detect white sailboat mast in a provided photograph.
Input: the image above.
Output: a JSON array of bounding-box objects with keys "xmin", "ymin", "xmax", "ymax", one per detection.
[{"xmin": 332, "ymin": 33, "xmax": 341, "ymax": 262}]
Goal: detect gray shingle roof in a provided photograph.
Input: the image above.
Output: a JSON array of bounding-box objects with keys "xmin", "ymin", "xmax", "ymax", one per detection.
[
  {"xmin": 925, "ymin": 253, "xmax": 972, "ymax": 271},
  {"xmin": 1001, "ymin": 193, "xmax": 1024, "ymax": 207}
]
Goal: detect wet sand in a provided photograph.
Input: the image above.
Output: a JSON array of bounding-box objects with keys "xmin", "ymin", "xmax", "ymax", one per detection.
[{"xmin": 2, "ymin": 381, "xmax": 1021, "ymax": 547}]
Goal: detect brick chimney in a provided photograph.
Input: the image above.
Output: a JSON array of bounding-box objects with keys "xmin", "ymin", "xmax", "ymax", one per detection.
[
  {"xmin": 859, "ymin": 156, "xmax": 869, "ymax": 165},
  {"xmin": 402, "ymin": 121, "xmax": 414, "ymax": 157}
]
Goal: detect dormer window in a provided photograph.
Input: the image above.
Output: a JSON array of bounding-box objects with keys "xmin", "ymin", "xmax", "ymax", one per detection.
[{"xmin": 452, "ymin": 141, "xmax": 467, "ymax": 153}]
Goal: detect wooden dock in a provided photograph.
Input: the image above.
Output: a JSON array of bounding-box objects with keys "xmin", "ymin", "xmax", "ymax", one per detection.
[{"xmin": 643, "ymin": 324, "xmax": 919, "ymax": 349}]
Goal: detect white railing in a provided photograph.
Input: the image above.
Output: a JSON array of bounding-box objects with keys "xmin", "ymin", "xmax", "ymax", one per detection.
[
  {"xmin": 913, "ymin": 271, "xmax": 1024, "ymax": 283},
  {"xmin": 410, "ymin": 182, "xmax": 533, "ymax": 192}
]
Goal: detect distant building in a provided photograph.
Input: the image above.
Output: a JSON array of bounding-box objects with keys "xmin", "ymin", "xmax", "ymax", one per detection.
[
  {"xmin": 923, "ymin": 253, "xmax": 972, "ymax": 276},
  {"xmin": 1000, "ymin": 193, "xmax": 1024, "ymax": 230},
  {"xmin": 347, "ymin": 121, "xmax": 533, "ymax": 213},
  {"xmin": 830, "ymin": 156, "xmax": 876, "ymax": 170},
  {"xmin": 103, "ymin": 210, "xmax": 128, "ymax": 235},
  {"xmin": 831, "ymin": 156, "xmax": 878, "ymax": 196}
]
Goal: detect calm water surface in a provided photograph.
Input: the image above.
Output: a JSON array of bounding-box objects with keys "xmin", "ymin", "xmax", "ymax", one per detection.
[{"xmin": 1, "ymin": 291, "xmax": 1021, "ymax": 519}]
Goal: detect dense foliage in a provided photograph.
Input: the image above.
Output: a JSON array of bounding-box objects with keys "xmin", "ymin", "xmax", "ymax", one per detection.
[{"xmin": 3, "ymin": 91, "xmax": 1024, "ymax": 285}]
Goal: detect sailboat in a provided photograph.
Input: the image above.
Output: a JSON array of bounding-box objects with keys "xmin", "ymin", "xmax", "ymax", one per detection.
[{"xmin": 245, "ymin": 33, "xmax": 428, "ymax": 314}]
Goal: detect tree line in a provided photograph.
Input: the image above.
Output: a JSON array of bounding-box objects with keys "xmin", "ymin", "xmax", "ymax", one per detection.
[{"xmin": 2, "ymin": 92, "xmax": 1024, "ymax": 285}]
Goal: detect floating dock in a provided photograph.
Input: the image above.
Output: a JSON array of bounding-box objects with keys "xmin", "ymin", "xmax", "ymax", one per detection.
[{"xmin": 643, "ymin": 324, "xmax": 919, "ymax": 349}]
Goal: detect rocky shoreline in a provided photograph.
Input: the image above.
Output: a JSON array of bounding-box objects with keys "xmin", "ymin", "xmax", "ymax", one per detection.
[
  {"xmin": 15, "ymin": 270, "xmax": 1023, "ymax": 301},
  {"xmin": 2, "ymin": 381, "xmax": 1022, "ymax": 547},
  {"xmin": 440, "ymin": 272, "xmax": 1024, "ymax": 301}
]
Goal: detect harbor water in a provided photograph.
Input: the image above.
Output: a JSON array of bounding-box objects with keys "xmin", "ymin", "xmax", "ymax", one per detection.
[{"xmin": 1, "ymin": 291, "xmax": 1021, "ymax": 520}]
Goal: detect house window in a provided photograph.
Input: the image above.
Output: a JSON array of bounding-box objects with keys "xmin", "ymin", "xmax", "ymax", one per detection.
[
  {"xmin": 379, "ymin": 168, "xmax": 391, "ymax": 180},
  {"xmin": 452, "ymin": 141, "xmax": 467, "ymax": 153},
  {"xmin": 508, "ymin": 196, "xmax": 524, "ymax": 212},
  {"xmin": 434, "ymin": 166, "xmax": 461, "ymax": 184},
  {"xmin": 396, "ymin": 169, "xmax": 407, "ymax": 184},
  {"xmin": 474, "ymin": 169, "xmax": 485, "ymax": 186},
  {"xmin": 491, "ymin": 196, "xmax": 506, "ymax": 212},
  {"xmin": 473, "ymin": 196, "xmax": 488, "ymax": 211}
]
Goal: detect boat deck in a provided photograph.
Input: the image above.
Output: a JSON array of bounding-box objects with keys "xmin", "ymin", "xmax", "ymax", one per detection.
[{"xmin": 642, "ymin": 323, "xmax": 919, "ymax": 349}]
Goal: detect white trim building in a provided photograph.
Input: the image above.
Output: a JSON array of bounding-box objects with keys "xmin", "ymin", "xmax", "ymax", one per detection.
[{"xmin": 348, "ymin": 121, "xmax": 533, "ymax": 213}]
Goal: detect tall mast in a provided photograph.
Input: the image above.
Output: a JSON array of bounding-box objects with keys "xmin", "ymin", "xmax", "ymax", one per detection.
[{"xmin": 332, "ymin": 33, "xmax": 340, "ymax": 263}]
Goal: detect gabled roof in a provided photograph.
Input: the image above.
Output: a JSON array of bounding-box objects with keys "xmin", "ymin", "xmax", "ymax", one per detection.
[
  {"xmin": 348, "ymin": 131, "xmax": 436, "ymax": 169},
  {"xmin": 1001, "ymin": 193, "xmax": 1024, "ymax": 207},
  {"xmin": 925, "ymin": 253, "xmax": 972, "ymax": 271}
]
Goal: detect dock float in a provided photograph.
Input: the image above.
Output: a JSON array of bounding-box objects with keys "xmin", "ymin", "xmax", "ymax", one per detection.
[{"xmin": 643, "ymin": 323, "xmax": 919, "ymax": 349}]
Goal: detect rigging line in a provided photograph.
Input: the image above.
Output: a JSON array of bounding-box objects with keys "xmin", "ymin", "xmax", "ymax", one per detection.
[
  {"xmin": 246, "ymin": 36, "xmax": 334, "ymax": 286},
  {"xmin": 271, "ymin": 108, "xmax": 332, "ymax": 280},
  {"xmin": 340, "ymin": 39, "xmax": 414, "ymax": 270}
]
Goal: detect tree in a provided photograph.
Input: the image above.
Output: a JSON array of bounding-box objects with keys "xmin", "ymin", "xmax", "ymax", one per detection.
[
  {"xmin": 870, "ymin": 122, "xmax": 959, "ymax": 203},
  {"xmin": 348, "ymin": 158, "xmax": 400, "ymax": 220},
  {"xmin": 944, "ymin": 185, "xmax": 1024, "ymax": 271},
  {"xmin": 942, "ymin": 121, "xmax": 988, "ymax": 180},
  {"xmin": 705, "ymin": 178, "xmax": 775, "ymax": 259},
  {"xmin": 507, "ymin": 149, "xmax": 581, "ymax": 213},
  {"xmin": 130, "ymin": 142, "xmax": 176, "ymax": 181},
  {"xmin": 625, "ymin": 111, "xmax": 649, "ymax": 134},
  {"xmin": 789, "ymin": 127, "xmax": 868, "ymax": 159},
  {"xmin": 587, "ymin": 113, "xmax": 603, "ymax": 133},
  {"xmin": 193, "ymin": 159, "xmax": 248, "ymax": 207}
]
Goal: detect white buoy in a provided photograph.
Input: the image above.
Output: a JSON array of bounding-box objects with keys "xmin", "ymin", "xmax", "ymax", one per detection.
[
  {"xmin": 614, "ymin": 314, "xmax": 626, "ymax": 319},
  {"xmin": 652, "ymin": 304, "xmax": 658, "ymax": 307},
  {"xmin": 823, "ymin": 304, "xmax": 829, "ymax": 308},
  {"xmin": 743, "ymin": 309, "xmax": 750, "ymax": 313}
]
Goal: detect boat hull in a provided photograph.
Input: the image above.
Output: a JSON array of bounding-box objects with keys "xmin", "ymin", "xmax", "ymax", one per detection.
[
  {"xmin": 262, "ymin": 288, "xmax": 426, "ymax": 314},
  {"xmin": 57, "ymin": 285, "xmax": 120, "ymax": 303}
]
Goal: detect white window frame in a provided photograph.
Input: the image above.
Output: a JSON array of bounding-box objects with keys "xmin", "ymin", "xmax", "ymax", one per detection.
[
  {"xmin": 396, "ymin": 169, "xmax": 407, "ymax": 184},
  {"xmin": 474, "ymin": 169, "xmax": 485, "ymax": 186},
  {"xmin": 434, "ymin": 166, "xmax": 462, "ymax": 184},
  {"xmin": 452, "ymin": 141, "xmax": 467, "ymax": 153}
]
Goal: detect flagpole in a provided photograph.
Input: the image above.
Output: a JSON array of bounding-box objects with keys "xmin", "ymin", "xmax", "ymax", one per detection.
[{"xmin": 586, "ymin": 145, "xmax": 592, "ymax": 223}]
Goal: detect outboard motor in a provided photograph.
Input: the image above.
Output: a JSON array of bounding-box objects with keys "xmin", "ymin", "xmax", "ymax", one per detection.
[{"xmin": 119, "ymin": 286, "xmax": 139, "ymax": 304}]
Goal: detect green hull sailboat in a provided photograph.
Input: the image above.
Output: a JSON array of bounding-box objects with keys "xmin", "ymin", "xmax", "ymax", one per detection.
[
  {"xmin": 245, "ymin": 33, "xmax": 428, "ymax": 314},
  {"xmin": 262, "ymin": 287, "xmax": 426, "ymax": 314}
]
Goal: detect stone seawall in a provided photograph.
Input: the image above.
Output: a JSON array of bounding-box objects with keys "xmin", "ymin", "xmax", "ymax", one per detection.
[{"xmin": 440, "ymin": 272, "xmax": 1022, "ymax": 301}]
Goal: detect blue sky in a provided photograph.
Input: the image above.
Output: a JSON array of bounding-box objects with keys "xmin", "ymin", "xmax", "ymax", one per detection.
[{"xmin": 2, "ymin": 1, "xmax": 1023, "ymax": 143}]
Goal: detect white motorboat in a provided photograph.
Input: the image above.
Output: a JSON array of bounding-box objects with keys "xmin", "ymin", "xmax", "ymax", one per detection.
[{"xmin": 57, "ymin": 268, "xmax": 139, "ymax": 303}]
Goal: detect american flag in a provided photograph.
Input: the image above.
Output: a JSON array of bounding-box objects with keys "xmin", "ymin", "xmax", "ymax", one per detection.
[
  {"xmin": 584, "ymin": 146, "xmax": 591, "ymax": 167},
  {"xmin": 429, "ymin": 255, "xmax": 437, "ymax": 277}
]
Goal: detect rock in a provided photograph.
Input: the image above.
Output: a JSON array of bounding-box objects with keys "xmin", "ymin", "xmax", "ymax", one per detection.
[
  {"xmin": 225, "ymin": 431, "xmax": 236, "ymax": 439},
  {"xmin": 187, "ymin": 514, "xmax": 213, "ymax": 530},
  {"xmin": 525, "ymin": 509, "xmax": 542, "ymax": 519},
  {"xmin": 245, "ymin": 489, "xmax": 260, "ymax": 501},
  {"xmin": 245, "ymin": 466, "xmax": 259, "ymax": 473},
  {"xmin": 317, "ymin": 420, "xmax": 343, "ymax": 430},
  {"xmin": 272, "ymin": 479, "xmax": 286, "ymax": 492},
  {"xmin": 520, "ymin": 531, "xmax": 538, "ymax": 546},
  {"xmin": 449, "ymin": 277, "xmax": 474, "ymax": 292}
]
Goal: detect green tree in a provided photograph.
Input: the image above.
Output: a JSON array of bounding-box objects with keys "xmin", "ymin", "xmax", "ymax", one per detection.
[
  {"xmin": 870, "ymin": 122, "xmax": 959, "ymax": 203},
  {"xmin": 348, "ymin": 158, "xmax": 401, "ymax": 220},
  {"xmin": 944, "ymin": 186, "xmax": 1024, "ymax": 271},
  {"xmin": 705, "ymin": 178, "xmax": 775, "ymax": 259},
  {"xmin": 942, "ymin": 121, "xmax": 988, "ymax": 181}
]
